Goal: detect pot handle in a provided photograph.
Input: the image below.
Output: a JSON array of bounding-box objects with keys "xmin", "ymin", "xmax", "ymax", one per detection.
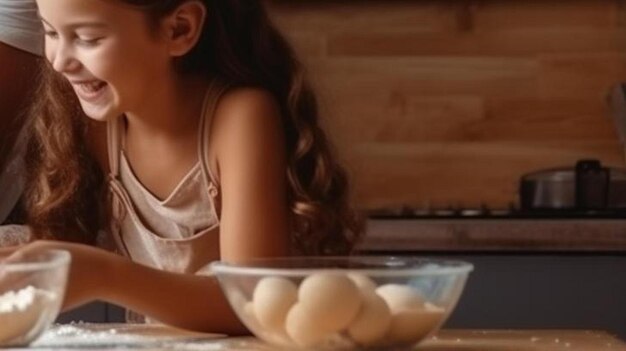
[{"xmin": 575, "ymin": 159, "xmax": 609, "ymax": 209}]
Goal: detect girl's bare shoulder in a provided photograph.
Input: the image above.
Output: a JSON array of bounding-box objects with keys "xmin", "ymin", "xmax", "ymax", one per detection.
[
  {"xmin": 214, "ymin": 87, "xmax": 281, "ymax": 125},
  {"xmin": 210, "ymin": 87, "xmax": 284, "ymax": 149}
]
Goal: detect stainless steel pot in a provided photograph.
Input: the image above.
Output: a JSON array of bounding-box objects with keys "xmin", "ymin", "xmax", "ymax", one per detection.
[{"xmin": 519, "ymin": 159, "xmax": 626, "ymax": 210}]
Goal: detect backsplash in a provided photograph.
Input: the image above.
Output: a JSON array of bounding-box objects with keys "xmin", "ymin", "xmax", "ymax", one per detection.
[{"xmin": 266, "ymin": 0, "xmax": 626, "ymax": 209}]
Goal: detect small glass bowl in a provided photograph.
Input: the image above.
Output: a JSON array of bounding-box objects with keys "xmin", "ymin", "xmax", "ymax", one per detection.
[{"xmin": 0, "ymin": 249, "xmax": 71, "ymax": 347}]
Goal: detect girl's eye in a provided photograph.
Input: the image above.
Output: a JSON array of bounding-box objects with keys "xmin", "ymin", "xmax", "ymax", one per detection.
[
  {"xmin": 44, "ymin": 31, "xmax": 58, "ymax": 39},
  {"xmin": 75, "ymin": 37, "xmax": 102, "ymax": 47}
]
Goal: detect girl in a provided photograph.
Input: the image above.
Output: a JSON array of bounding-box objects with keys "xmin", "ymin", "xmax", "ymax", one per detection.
[{"xmin": 1, "ymin": 0, "xmax": 361, "ymax": 334}]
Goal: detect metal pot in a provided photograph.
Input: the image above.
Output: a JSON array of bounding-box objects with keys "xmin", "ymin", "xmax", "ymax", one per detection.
[{"xmin": 519, "ymin": 159, "xmax": 626, "ymax": 210}]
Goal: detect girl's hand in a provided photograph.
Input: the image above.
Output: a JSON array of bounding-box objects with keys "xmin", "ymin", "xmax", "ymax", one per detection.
[{"xmin": 0, "ymin": 240, "xmax": 117, "ymax": 311}]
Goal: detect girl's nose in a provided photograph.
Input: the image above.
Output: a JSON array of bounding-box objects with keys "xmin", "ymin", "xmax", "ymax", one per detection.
[{"xmin": 50, "ymin": 43, "xmax": 80, "ymax": 73}]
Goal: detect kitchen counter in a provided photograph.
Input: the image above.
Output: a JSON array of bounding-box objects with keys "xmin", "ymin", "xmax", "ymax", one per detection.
[
  {"xmin": 359, "ymin": 218, "xmax": 626, "ymax": 252},
  {"xmin": 13, "ymin": 324, "xmax": 625, "ymax": 351}
]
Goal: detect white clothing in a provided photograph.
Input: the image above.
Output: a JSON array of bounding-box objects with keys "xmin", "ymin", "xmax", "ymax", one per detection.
[
  {"xmin": 0, "ymin": 0, "xmax": 42, "ymax": 55},
  {"xmin": 107, "ymin": 81, "xmax": 229, "ymax": 275}
]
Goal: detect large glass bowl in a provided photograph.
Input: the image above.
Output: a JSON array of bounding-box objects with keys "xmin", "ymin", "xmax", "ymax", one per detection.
[
  {"xmin": 211, "ymin": 256, "xmax": 473, "ymax": 350},
  {"xmin": 0, "ymin": 249, "xmax": 71, "ymax": 347}
]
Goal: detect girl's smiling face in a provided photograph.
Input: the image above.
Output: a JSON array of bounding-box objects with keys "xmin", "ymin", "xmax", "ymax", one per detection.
[{"xmin": 37, "ymin": 0, "xmax": 172, "ymax": 121}]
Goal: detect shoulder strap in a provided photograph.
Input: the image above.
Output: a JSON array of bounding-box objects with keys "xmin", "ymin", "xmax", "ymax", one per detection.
[
  {"xmin": 198, "ymin": 80, "xmax": 231, "ymax": 193},
  {"xmin": 106, "ymin": 83, "xmax": 227, "ymax": 190},
  {"xmin": 106, "ymin": 116, "xmax": 123, "ymax": 178}
]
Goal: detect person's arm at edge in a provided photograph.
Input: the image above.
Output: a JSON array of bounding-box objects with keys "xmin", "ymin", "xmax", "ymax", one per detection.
[{"xmin": 0, "ymin": 43, "xmax": 40, "ymax": 175}]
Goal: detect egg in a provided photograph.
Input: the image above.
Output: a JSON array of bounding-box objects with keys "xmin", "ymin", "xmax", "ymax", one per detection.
[
  {"xmin": 298, "ymin": 273, "xmax": 362, "ymax": 332},
  {"xmin": 242, "ymin": 302, "xmax": 259, "ymax": 328},
  {"xmin": 252, "ymin": 277, "xmax": 297, "ymax": 332},
  {"xmin": 347, "ymin": 291, "xmax": 392, "ymax": 346},
  {"xmin": 385, "ymin": 307, "xmax": 446, "ymax": 344},
  {"xmin": 347, "ymin": 273, "xmax": 377, "ymax": 294},
  {"xmin": 244, "ymin": 301, "xmax": 293, "ymax": 346},
  {"xmin": 229, "ymin": 290, "xmax": 248, "ymax": 311},
  {"xmin": 376, "ymin": 284, "xmax": 425, "ymax": 313},
  {"xmin": 285, "ymin": 302, "xmax": 332, "ymax": 347}
]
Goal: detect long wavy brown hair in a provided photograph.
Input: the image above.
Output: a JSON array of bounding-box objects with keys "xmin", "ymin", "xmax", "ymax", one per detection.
[{"xmin": 25, "ymin": 0, "xmax": 363, "ymax": 254}]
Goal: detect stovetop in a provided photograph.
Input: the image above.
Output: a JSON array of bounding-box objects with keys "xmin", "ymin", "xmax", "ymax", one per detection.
[
  {"xmin": 360, "ymin": 205, "xmax": 626, "ymax": 253},
  {"xmin": 367, "ymin": 205, "xmax": 626, "ymax": 219}
]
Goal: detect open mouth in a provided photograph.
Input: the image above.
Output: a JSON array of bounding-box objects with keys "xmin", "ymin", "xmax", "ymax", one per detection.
[{"xmin": 73, "ymin": 81, "xmax": 108, "ymax": 101}]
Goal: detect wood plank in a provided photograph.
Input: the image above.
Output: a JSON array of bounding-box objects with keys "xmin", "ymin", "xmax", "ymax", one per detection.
[
  {"xmin": 328, "ymin": 29, "xmax": 626, "ymax": 57},
  {"xmin": 308, "ymin": 57, "xmax": 539, "ymax": 102},
  {"xmin": 473, "ymin": 0, "xmax": 620, "ymax": 30},
  {"xmin": 481, "ymin": 98, "xmax": 617, "ymax": 141},
  {"xmin": 266, "ymin": 0, "xmax": 459, "ymax": 33},
  {"xmin": 309, "ymin": 57, "xmax": 539, "ymax": 79},
  {"xmin": 538, "ymin": 54, "xmax": 626, "ymax": 99},
  {"xmin": 281, "ymin": 33, "xmax": 326, "ymax": 58},
  {"xmin": 320, "ymin": 95, "xmax": 486, "ymax": 143},
  {"xmin": 319, "ymin": 94, "xmax": 617, "ymax": 143}
]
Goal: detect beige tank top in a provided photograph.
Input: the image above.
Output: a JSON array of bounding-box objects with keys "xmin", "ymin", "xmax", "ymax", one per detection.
[{"xmin": 107, "ymin": 82, "xmax": 229, "ymax": 275}]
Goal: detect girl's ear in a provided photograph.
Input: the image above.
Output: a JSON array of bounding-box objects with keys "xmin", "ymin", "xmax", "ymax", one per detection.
[{"xmin": 163, "ymin": 1, "xmax": 206, "ymax": 57}]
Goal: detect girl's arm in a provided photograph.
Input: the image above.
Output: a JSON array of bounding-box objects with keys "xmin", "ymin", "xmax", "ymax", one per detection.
[
  {"xmin": 211, "ymin": 88, "xmax": 291, "ymax": 261},
  {"xmin": 1, "ymin": 240, "xmax": 247, "ymax": 335},
  {"xmin": 105, "ymin": 247, "xmax": 247, "ymax": 334}
]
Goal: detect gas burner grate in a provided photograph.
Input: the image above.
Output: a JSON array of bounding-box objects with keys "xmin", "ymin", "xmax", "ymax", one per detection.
[{"xmin": 367, "ymin": 205, "xmax": 626, "ymax": 219}]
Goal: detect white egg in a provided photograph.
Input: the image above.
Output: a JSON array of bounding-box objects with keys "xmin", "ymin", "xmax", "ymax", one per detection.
[
  {"xmin": 264, "ymin": 332, "xmax": 293, "ymax": 348},
  {"xmin": 424, "ymin": 302, "xmax": 445, "ymax": 312},
  {"xmin": 376, "ymin": 284, "xmax": 425, "ymax": 313},
  {"xmin": 347, "ymin": 273, "xmax": 377, "ymax": 294},
  {"xmin": 252, "ymin": 277, "xmax": 297, "ymax": 332},
  {"xmin": 242, "ymin": 302, "xmax": 259, "ymax": 328},
  {"xmin": 245, "ymin": 301, "xmax": 293, "ymax": 346},
  {"xmin": 285, "ymin": 302, "xmax": 332, "ymax": 347},
  {"xmin": 385, "ymin": 308, "xmax": 446, "ymax": 344},
  {"xmin": 298, "ymin": 273, "xmax": 362, "ymax": 332},
  {"xmin": 229, "ymin": 290, "xmax": 248, "ymax": 311},
  {"xmin": 347, "ymin": 291, "xmax": 392, "ymax": 346}
]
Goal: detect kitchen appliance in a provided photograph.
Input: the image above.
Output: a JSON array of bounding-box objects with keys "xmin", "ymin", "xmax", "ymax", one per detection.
[
  {"xmin": 519, "ymin": 159, "xmax": 626, "ymax": 211},
  {"xmin": 361, "ymin": 160, "xmax": 626, "ymax": 254}
]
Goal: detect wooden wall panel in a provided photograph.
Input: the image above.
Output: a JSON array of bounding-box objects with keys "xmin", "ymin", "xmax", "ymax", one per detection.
[
  {"xmin": 328, "ymin": 30, "xmax": 625, "ymax": 57},
  {"xmin": 265, "ymin": 0, "xmax": 626, "ymax": 210}
]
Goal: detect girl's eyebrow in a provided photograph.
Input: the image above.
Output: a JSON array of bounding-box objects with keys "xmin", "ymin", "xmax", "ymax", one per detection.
[{"xmin": 38, "ymin": 15, "xmax": 109, "ymax": 30}]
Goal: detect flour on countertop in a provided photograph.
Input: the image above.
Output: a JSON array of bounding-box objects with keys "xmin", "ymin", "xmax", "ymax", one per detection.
[{"xmin": 35, "ymin": 322, "xmax": 225, "ymax": 348}]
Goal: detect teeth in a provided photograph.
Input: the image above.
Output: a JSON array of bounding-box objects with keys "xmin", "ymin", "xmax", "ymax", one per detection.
[
  {"xmin": 80, "ymin": 82, "xmax": 104, "ymax": 92},
  {"xmin": 75, "ymin": 81, "xmax": 106, "ymax": 97}
]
